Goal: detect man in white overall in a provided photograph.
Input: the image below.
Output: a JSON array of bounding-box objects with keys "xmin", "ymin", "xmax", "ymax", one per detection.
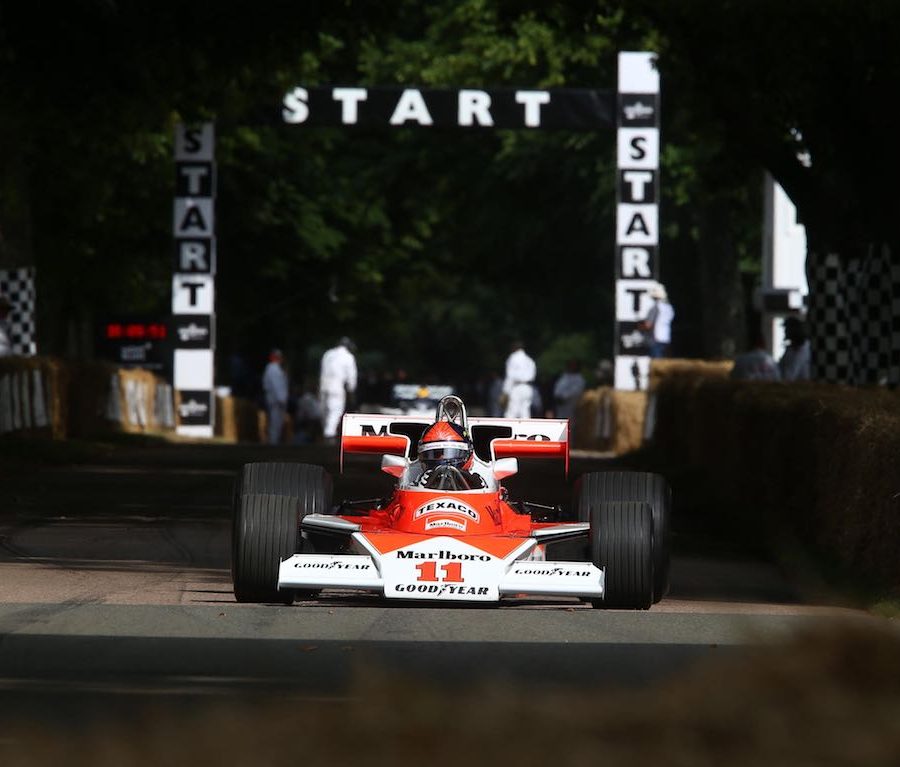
[
  {"xmin": 319, "ymin": 336, "xmax": 358, "ymax": 441},
  {"xmin": 502, "ymin": 340, "xmax": 537, "ymax": 419}
]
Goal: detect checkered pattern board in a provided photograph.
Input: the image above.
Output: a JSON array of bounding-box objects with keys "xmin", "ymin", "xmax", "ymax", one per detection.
[
  {"xmin": 807, "ymin": 250, "xmax": 899, "ymax": 386},
  {"xmin": 0, "ymin": 267, "xmax": 37, "ymax": 356}
]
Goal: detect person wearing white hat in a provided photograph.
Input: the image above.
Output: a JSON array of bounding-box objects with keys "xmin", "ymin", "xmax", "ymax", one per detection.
[
  {"xmin": 319, "ymin": 336, "xmax": 358, "ymax": 441},
  {"xmin": 640, "ymin": 283, "xmax": 675, "ymax": 358}
]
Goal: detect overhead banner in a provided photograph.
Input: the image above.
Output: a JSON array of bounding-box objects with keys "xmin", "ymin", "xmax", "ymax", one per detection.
[
  {"xmin": 275, "ymin": 56, "xmax": 659, "ymax": 392},
  {"xmin": 172, "ymin": 123, "xmax": 216, "ymax": 438},
  {"xmin": 614, "ymin": 52, "xmax": 661, "ymax": 391},
  {"xmin": 281, "ymin": 86, "xmax": 615, "ymax": 130}
]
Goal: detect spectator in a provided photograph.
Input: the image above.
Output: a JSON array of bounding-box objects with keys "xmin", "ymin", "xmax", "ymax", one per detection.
[
  {"xmin": 319, "ymin": 336, "xmax": 357, "ymax": 442},
  {"xmin": 290, "ymin": 380, "xmax": 323, "ymax": 444},
  {"xmin": 531, "ymin": 377, "xmax": 546, "ymax": 418},
  {"xmin": 502, "ymin": 339, "xmax": 536, "ymax": 419},
  {"xmin": 640, "ymin": 284, "xmax": 675, "ymax": 358},
  {"xmin": 262, "ymin": 349, "xmax": 289, "ymax": 444},
  {"xmin": 228, "ymin": 352, "xmax": 254, "ymax": 399},
  {"xmin": 731, "ymin": 330, "xmax": 780, "ymax": 381},
  {"xmin": 553, "ymin": 359, "xmax": 586, "ymax": 421},
  {"xmin": 486, "ymin": 370, "xmax": 504, "ymax": 417},
  {"xmin": 0, "ymin": 296, "xmax": 12, "ymax": 358},
  {"xmin": 779, "ymin": 316, "xmax": 811, "ymax": 381},
  {"xmin": 595, "ymin": 358, "xmax": 614, "ymax": 387}
]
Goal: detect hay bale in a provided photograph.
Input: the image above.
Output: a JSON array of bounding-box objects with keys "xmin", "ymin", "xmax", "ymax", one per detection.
[
  {"xmin": 571, "ymin": 387, "xmax": 647, "ymax": 455},
  {"xmin": 652, "ymin": 375, "xmax": 900, "ymax": 591},
  {"xmin": 610, "ymin": 390, "xmax": 647, "ymax": 454},
  {"xmin": 117, "ymin": 369, "xmax": 174, "ymax": 434},
  {"xmin": 215, "ymin": 395, "xmax": 265, "ymax": 443},
  {"xmin": 65, "ymin": 360, "xmax": 122, "ymax": 438},
  {"xmin": 649, "ymin": 357, "xmax": 733, "ymax": 391},
  {"xmin": 0, "ymin": 356, "xmax": 68, "ymax": 438}
]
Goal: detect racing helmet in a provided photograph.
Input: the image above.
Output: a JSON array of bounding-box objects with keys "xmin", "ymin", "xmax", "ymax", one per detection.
[{"xmin": 417, "ymin": 420, "xmax": 474, "ymax": 471}]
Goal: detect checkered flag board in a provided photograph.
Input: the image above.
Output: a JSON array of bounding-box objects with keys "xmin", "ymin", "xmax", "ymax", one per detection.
[
  {"xmin": 807, "ymin": 250, "xmax": 900, "ymax": 387},
  {"xmin": 807, "ymin": 253, "xmax": 850, "ymax": 384},
  {"xmin": 844, "ymin": 250, "xmax": 900, "ymax": 386},
  {"xmin": 0, "ymin": 267, "xmax": 37, "ymax": 356}
]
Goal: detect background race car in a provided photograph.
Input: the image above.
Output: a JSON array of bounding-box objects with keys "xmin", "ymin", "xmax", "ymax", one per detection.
[{"xmin": 377, "ymin": 383, "xmax": 455, "ymax": 418}]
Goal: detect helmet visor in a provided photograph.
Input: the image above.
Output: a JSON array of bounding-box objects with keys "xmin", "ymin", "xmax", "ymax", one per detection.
[{"xmin": 419, "ymin": 440, "xmax": 470, "ymax": 466}]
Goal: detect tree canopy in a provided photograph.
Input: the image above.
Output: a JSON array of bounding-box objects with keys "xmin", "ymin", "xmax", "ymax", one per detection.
[{"xmin": 1, "ymin": 1, "xmax": 895, "ymax": 389}]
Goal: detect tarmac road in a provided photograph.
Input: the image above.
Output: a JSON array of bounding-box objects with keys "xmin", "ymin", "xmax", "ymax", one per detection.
[{"xmin": 0, "ymin": 439, "xmax": 874, "ymax": 724}]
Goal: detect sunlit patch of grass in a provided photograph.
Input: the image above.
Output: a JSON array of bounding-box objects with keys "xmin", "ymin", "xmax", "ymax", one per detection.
[{"xmin": 869, "ymin": 598, "xmax": 900, "ymax": 619}]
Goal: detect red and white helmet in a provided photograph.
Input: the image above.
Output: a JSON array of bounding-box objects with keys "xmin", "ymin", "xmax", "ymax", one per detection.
[{"xmin": 417, "ymin": 420, "xmax": 474, "ymax": 471}]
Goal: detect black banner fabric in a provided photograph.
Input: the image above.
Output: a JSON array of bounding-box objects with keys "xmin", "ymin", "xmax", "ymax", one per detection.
[{"xmin": 281, "ymin": 87, "xmax": 616, "ymax": 131}]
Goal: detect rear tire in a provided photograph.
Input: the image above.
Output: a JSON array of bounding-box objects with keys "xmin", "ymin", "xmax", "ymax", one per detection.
[
  {"xmin": 232, "ymin": 462, "xmax": 332, "ymax": 604},
  {"xmin": 590, "ymin": 501, "xmax": 654, "ymax": 609},
  {"xmin": 574, "ymin": 471, "xmax": 671, "ymax": 602}
]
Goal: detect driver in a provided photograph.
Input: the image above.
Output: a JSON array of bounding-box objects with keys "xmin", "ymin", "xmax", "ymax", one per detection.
[{"xmin": 415, "ymin": 420, "xmax": 486, "ymax": 490}]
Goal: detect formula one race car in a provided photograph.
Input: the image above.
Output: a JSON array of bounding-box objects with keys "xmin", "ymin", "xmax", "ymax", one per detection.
[
  {"xmin": 232, "ymin": 395, "xmax": 671, "ymax": 609},
  {"xmin": 378, "ymin": 383, "xmax": 455, "ymax": 418}
]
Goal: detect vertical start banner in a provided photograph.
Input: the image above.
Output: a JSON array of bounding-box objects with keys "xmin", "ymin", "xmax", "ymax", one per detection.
[
  {"xmin": 172, "ymin": 124, "xmax": 216, "ymax": 437},
  {"xmin": 615, "ymin": 52, "xmax": 661, "ymax": 391}
]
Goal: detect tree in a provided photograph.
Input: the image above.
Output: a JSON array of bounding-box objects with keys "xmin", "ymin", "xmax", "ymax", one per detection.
[
  {"xmin": 4, "ymin": 0, "xmax": 799, "ymax": 382},
  {"xmin": 636, "ymin": 0, "xmax": 900, "ymax": 378}
]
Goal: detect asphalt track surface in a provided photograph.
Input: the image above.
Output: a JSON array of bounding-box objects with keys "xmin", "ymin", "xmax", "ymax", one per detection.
[{"xmin": 0, "ymin": 439, "xmax": 872, "ymax": 725}]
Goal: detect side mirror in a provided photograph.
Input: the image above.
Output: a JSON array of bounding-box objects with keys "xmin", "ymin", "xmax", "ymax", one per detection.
[
  {"xmin": 381, "ymin": 454, "xmax": 409, "ymax": 478},
  {"xmin": 493, "ymin": 457, "xmax": 518, "ymax": 481}
]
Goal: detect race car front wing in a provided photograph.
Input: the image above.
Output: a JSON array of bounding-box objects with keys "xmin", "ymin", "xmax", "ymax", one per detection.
[{"xmin": 278, "ymin": 526, "xmax": 604, "ymax": 603}]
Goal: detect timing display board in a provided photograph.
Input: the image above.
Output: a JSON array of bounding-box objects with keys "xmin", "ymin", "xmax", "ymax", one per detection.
[
  {"xmin": 172, "ymin": 124, "xmax": 216, "ymax": 437},
  {"xmin": 98, "ymin": 318, "xmax": 170, "ymax": 373}
]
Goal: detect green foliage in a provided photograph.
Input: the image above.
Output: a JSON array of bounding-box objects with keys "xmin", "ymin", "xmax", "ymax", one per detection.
[
  {"xmin": 536, "ymin": 332, "xmax": 597, "ymax": 382},
  {"xmin": 7, "ymin": 0, "xmax": 893, "ymax": 379}
]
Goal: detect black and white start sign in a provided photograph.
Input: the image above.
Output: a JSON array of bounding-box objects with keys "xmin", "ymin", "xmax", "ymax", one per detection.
[
  {"xmin": 282, "ymin": 86, "xmax": 615, "ymax": 130},
  {"xmin": 173, "ymin": 123, "xmax": 217, "ymax": 437}
]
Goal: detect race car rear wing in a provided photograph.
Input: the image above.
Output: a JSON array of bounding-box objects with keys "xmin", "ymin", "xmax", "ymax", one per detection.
[{"xmin": 340, "ymin": 413, "xmax": 569, "ymax": 474}]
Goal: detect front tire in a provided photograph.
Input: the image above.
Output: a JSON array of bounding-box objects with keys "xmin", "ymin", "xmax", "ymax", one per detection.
[
  {"xmin": 574, "ymin": 471, "xmax": 671, "ymax": 602},
  {"xmin": 590, "ymin": 501, "xmax": 654, "ymax": 609},
  {"xmin": 231, "ymin": 462, "xmax": 332, "ymax": 603}
]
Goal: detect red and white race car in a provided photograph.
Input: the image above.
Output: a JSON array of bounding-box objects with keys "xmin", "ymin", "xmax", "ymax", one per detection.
[{"xmin": 232, "ymin": 395, "xmax": 670, "ymax": 608}]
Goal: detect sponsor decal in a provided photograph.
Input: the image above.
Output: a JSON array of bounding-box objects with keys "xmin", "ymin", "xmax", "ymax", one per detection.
[
  {"xmin": 623, "ymin": 101, "xmax": 654, "ymax": 121},
  {"xmin": 177, "ymin": 322, "xmax": 209, "ymax": 343},
  {"xmin": 394, "ymin": 583, "xmax": 490, "ymax": 596},
  {"xmin": 424, "ymin": 518, "xmax": 466, "ymax": 532},
  {"xmin": 413, "ymin": 498, "xmax": 480, "ymax": 523},
  {"xmin": 178, "ymin": 398, "xmax": 209, "ymax": 418},
  {"xmin": 619, "ymin": 93, "xmax": 658, "ymax": 128},
  {"xmin": 396, "ymin": 549, "xmax": 490, "ymax": 562},
  {"xmin": 512, "ymin": 565, "xmax": 593, "ymax": 577},
  {"xmin": 292, "ymin": 560, "xmax": 373, "ymax": 571},
  {"xmin": 120, "ymin": 344, "xmax": 150, "ymax": 362},
  {"xmin": 620, "ymin": 327, "xmax": 649, "ymax": 351}
]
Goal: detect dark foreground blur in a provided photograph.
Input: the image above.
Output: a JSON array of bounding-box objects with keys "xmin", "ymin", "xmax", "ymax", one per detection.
[{"xmin": 0, "ymin": 620, "xmax": 898, "ymax": 765}]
